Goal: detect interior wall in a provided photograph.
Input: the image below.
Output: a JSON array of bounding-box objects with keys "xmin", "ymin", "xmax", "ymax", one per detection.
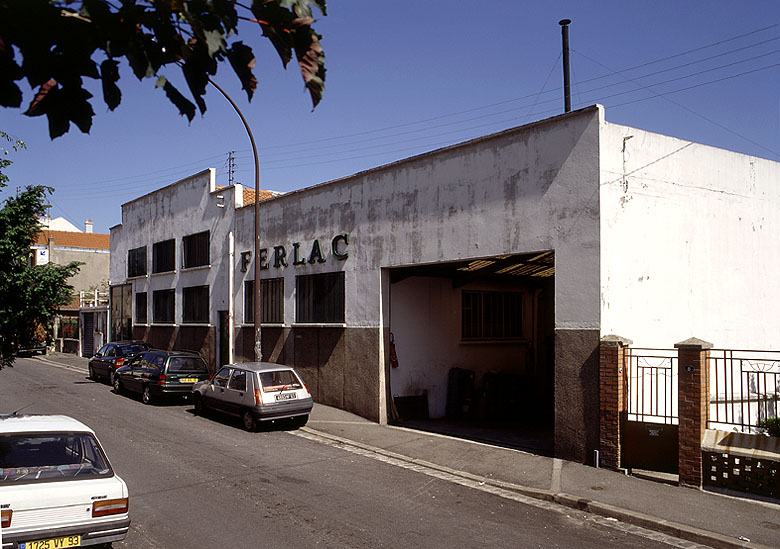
[{"xmin": 390, "ymin": 275, "xmax": 536, "ymax": 418}]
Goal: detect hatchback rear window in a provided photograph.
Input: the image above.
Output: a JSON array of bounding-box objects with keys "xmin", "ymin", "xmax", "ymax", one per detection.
[
  {"xmin": 167, "ymin": 356, "xmax": 208, "ymax": 373},
  {"xmin": 259, "ymin": 370, "xmax": 302, "ymax": 392},
  {"xmin": 0, "ymin": 433, "xmax": 113, "ymax": 485}
]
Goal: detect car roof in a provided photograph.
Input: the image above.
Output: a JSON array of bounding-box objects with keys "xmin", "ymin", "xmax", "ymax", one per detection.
[
  {"xmin": 224, "ymin": 362, "xmax": 297, "ymax": 374},
  {"xmin": 0, "ymin": 414, "xmax": 95, "ymax": 435},
  {"xmin": 144, "ymin": 349, "xmax": 202, "ymax": 357}
]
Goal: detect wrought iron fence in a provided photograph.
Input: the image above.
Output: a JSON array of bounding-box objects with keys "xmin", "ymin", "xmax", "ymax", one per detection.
[
  {"xmin": 709, "ymin": 349, "xmax": 780, "ymax": 433},
  {"xmin": 626, "ymin": 348, "xmax": 678, "ymax": 424}
]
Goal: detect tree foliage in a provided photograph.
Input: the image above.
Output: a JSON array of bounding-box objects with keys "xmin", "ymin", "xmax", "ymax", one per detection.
[
  {"xmin": 0, "ymin": 139, "xmax": 81, "ymax": 368},
  {"xmin": 0, "ymin": 0, "xmax": 327, "ymax": 139}
]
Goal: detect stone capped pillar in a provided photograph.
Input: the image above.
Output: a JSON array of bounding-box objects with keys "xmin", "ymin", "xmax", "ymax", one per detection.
[
  {"xmin": 675, "ymin": 337, "xmax": 712, "ymax": 488},
  {"xmin": 599, "ymin": 335, "xmax": 632, "ymax": 470}
]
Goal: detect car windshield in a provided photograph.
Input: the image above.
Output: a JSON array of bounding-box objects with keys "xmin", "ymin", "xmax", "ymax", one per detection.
[
  {"xmin": 167, "ymin": 356, "xmax": 208, "ymax": 374},
  {"xmin": 259, "ymin": 370, "xmax": 302, "ymax": 392},
  {"xmin": 0, "ymin": 433, "xmax": 113, "ymax": 485}
]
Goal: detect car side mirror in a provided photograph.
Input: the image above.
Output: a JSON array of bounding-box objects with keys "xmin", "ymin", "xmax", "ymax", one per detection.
[{"xmin": 94, "ymin": 352, "xmax": 102, "ymax": 358}]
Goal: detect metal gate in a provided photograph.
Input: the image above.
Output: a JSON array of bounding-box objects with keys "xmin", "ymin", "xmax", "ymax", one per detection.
[
  {"xmin": 82, "ymin": 313, "xmax": 94, "ymax": 357},
  {"xmin": 621, "ymin": 348, "xmax": 679, "ymax": 473}
]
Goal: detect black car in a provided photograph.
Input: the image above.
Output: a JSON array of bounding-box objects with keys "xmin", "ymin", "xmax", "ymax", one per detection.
[
  {"xmin": 88, "ymin": 341, "xmax": 151, "ymax": 384},
  {"xmin": 113, "ymin": 350, "xmax": 211, "ymax": 404}
]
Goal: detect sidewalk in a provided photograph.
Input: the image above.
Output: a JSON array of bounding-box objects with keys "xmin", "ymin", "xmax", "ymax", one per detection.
[{"xmin": 39, "ymin": 353, "xmax": 780, "ymax": 548}]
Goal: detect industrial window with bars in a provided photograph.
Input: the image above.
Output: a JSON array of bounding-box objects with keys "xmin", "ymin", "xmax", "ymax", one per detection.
[
  {"xmin": 135, "ymin": 292, "xmax": 147, "ymax": 324},
  {"xmin": 182, "ymin": 231, "xmax": 209, "ymax": 268},
  {"xmin": 244, "ymin": 278, "xmax": 284, "ymax": 324},
  {"xmin": 152, "ymin": 289, "xmax": 175, "ymax": 324},
  {"xmin": 153, "ymin": 238, "xmax": 175, "ymax": 273},
  {"xmin": 461, "ymin": 290, "xmax": 522, "ymax": 340},
  {"xmin": 127, "ymin": 246, "xmax": 147, "ymax": 278},
  {"xmin": 183, "ymin": 285, "xmax": 209, "ymax": 323},
  {"xmin": 295, "ymin": 272, "xmax": 345, "ymax": 324}
]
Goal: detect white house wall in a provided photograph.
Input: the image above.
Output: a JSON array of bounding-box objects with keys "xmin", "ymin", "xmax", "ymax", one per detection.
[{"xmin": 599, "ymin": 123, "xmax": 780, "ymax": 349}]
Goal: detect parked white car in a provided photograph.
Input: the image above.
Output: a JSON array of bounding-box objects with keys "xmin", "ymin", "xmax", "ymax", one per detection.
[{"xmin": 0, "ymin": 414, "xmax": 130, "ymax": 548}]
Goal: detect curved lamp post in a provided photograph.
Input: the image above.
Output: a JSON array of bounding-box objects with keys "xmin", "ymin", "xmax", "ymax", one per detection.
[{"xmin": 207, "ymin": 77, "xmax": 262, "ymax": 361}]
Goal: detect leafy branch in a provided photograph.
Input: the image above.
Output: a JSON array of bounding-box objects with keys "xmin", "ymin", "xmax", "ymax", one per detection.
[{"xmin": 0, "ymin": 1, "xmax": 327, "ymax": 139}]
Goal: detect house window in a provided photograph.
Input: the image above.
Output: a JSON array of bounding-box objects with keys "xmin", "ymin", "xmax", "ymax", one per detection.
[
  {"xmin": 183, "ymin": 285, "xmax": 209, "ymax": 324},
  {"xmin": 153, "ymin": 239, "xmax": 175, "ymax": 273},
  {"xmin": 152, "ymin": 289, "xmax": 175, "ymax": 324},
  {"xmin": 295, "ymin": 272, "xmax": 345, "ymax": 323},
  {"xmin": 135, "ymin": 292, "xmax": 148, "ymax": 324},
  {"xmin": 462, "ymin": 291, "xmax": 522, "ymax": 340},
  {"xmin": 244, "ymin": 278, "xmax": 284, "ymax": 324},
  {"xmin": 127, "ymin": 246, "xmax": 147, "ymax": 278},
  {"xmin": 182, "ymin": 231, "xmax": 209, "ymax": 268}
]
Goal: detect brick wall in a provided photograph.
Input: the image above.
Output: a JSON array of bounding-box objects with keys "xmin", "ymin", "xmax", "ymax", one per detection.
[
  {"xmin": 675, "ymin": 338, "xmax": 712, "ymax": 488},
  {"xmin": 599, "ymin": 335, "xmax": 631, "ymax": 470}
]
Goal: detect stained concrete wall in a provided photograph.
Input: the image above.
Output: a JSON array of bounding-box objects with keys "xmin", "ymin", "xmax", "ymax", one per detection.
[
  {"xmin": 50, "ymin": 247, "xmax": 109, "ymax": 293},
  {"xmin": 599, "ymin": 123, "xmax": 780, "ymax": 349}
]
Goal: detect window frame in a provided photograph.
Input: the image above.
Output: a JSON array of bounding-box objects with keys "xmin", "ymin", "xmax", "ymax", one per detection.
[
  {"xmin": 461, "ymin": 290, "xmax": 523, "ymax": 341},
  {"xmin": 152, "ymin": 238, "xmax": 176, "ymax": 274},
  {"xmin": 182, "ymin": 230, "xmax": 210, "ymax": 269},
  {"xmin": 135, "ymin": 291, "xmax": 148, "ymax": 324},
  {"xmin": 295, "ymin": 272, "xmax": 345, "ymax": 324},
  {"xmin": 127, "ymin": 246, "xmax": 147, "ymax": 278},
  {"xmin": 244, "ymin": 278, "xmax": 284, "ymax": 324},
  {"xmin": 182, "ymin": 285, "xmax": 209, "ymax": 324},
  {"xmin": 152, "ymin": 289, "xmax": 175, "ymax": 324}
]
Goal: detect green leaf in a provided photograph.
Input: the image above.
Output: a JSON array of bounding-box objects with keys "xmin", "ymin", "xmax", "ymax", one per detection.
[
  {"xmin": 227, "ymin": 41, "xmax": 257, "ymax": 102},
  {"xmin": 156, "ymin": 75, "xmax": 196, "ymax": 122},
  {"xmin": 292, "ymin": 26, "xmax": 325, "ymax": 109},
  {"xmin": 100, "ymin": 59, "xmax": 121, "ymax": 111}
]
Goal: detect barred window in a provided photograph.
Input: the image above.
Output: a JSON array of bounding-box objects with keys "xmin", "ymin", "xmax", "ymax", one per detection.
[
  {"xmin": 127, "ymin": 246, "xmax": 147, "ymax": 278},
  {"xmin": 295, "ymin": 272, "xmax": 345, "ymax": 324},
  {"xmin": 153, "ymin": 289, "xmax": 175, "ymax": 324},
  {"xmin": 153, "ymin": 239, "xmax": 175, "ymax": 273},
  {"xmin": 182, "ymin": 231, "xmax": 209, "ymax": 268},
  {"xmin": 135, "ymin": 292, "xmax": 148, "ymax": 324},
  {"xmin": 462, "ymin": 291, "xmax": 522, "ymax": 340},
  {"xmin": 244, "ymin": 278, "xmax": 284, "ymax": 324},
  {"xmin": 183, "ymin": 285, "xmax": 209, "ymax": 323}
]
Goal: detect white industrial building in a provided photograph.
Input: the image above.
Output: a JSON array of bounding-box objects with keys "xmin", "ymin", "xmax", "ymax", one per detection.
[{"xmin": 109, "ymin": 105, "xmax": 780, "ymax": 462}]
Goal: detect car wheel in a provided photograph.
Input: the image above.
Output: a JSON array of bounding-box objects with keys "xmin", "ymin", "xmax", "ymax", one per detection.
[
  {"xmin": 88, "ymin": 364, "xmax": 95, "ymax": 380},
  {"xmin": 142, "ymin": 385, "xmax": 153, "ymax": 405},
  {"xmin": 113, "ymin": 376, "xmax": 122, "ymax": 395},
  {"xmin": 193, "ymin": 393, "xmax": 205, "ymax": 414},
  {"xmin": 241, "ymin": 409, "xmax": 256, "ymax": 432},
  {"xmin": 292, "ymin": 414, "xmax": 309, "ymax": 429}
]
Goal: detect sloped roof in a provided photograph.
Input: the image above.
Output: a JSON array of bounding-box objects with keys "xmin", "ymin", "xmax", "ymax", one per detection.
[
  {"xmin": 242, "ymin": 188, "xmax": 277, "ymax": 206},
  {"xmin": 33, "ymin": 230, "xmax": 110, "ymax": 250}
]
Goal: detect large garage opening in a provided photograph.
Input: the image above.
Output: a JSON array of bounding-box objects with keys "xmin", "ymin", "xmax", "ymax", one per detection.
[{"xmin": 388, "ymin": 251, "xmax": 555, "ymax": 454}]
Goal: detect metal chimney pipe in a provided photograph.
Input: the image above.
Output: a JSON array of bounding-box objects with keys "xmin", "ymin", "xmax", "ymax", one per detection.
[{"xmin": 559, "ymin": 19, "xmax": 572, "ymax": 113}]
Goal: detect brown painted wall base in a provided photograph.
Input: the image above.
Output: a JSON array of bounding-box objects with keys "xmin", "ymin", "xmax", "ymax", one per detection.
[
  {"xmin": 555, "ymin": 329, "xmax": 601, "ymax": 464},
  {"xmin": 234, "ymin": 326, "xmax": 381, "ymax": 422},
  {"xmin": 133, "ymin": 325, "xmax": 217, "ymax": 373}
]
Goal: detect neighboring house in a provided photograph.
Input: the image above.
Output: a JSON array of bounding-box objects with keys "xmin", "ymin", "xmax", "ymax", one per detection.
[
  {"xmin": 109, "ymin": 105, "xmax": 780, "ymax": 463},
  {"xmin": 32, "ymin": 220, "xmax": 111, "ymax": 355}
]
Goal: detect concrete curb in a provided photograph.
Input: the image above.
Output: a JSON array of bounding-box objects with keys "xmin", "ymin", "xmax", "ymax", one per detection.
[{"xmin": 302, "ymin": 427, "xmax": 768, "ymax": 549}]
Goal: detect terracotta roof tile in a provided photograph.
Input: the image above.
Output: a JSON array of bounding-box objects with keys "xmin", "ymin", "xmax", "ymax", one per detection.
[
  {"xmin": 243, "ymin": 188, "xmax": 276, "ymax": 206},
  {"xmin": 33, "ymin": 230, "xmax": 110, "ymax": 250}
]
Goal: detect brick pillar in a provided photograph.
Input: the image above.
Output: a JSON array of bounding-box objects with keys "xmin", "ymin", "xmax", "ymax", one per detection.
[
  {"xmin": 675, "ymin": 337, "xmax": 712, "ymax": 488},
  {"xmin": 599, "ymin": 335, "xmax": 631, "ymax": 470}
]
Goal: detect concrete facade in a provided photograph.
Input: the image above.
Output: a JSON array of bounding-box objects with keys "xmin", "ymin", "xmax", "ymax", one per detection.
[{"xmin": 110, "ymin": 105, "xmax": 779, "ymax": 463}]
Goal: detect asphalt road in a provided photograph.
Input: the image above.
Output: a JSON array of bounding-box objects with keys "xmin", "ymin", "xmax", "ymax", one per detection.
[{"xmin": 1, "ymin": 358, "xmax": 690, "ymax": 548}]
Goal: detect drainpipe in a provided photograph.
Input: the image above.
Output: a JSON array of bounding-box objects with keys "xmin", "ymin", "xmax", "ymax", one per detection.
[{"xmin": 228, "ymin": 231, "xmax": 235, "ymax": 364}]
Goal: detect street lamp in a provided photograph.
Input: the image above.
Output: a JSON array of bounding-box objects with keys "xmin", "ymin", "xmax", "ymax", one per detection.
[{"xmin": 207, "ymin": 77, "xmax": 262, "ymax": 361}]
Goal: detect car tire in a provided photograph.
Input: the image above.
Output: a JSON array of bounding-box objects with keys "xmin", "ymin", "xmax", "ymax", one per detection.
[
  {"xmin": 88, "ymin": 364, "xmax": 95, "ymax": 381},
  {"xmin": 193, "ymin": 393, "xmax": 205, "ymax": 415},
  {"xmin": 142, "ymin": 385, "xmax": 153, "ymax": 405},
  {"xmin": 241, "ymin": 409, "xmax": 256, "ymax": 432},
  {"xmin": 113, "ymin": 376, "xmax": 123, "ymax": 395},
  {"xmin": 292, "ymin": 414, "xmax": 308, "ymax": 429}
]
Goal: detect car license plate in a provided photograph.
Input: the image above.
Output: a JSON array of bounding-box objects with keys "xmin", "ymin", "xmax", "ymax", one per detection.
[
  {"xmin": 20, "ymin": 535, "xmax": 81, "ymax": 548},
  {"xmin": 180, "ymin": 377, "xmax": 198, "ymax": 383},
  {"xmin": 275, "ymin": 392, "xmax": 297, "ymax": 401}
]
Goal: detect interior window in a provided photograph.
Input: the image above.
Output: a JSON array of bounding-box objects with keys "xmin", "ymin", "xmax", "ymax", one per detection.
[
  {"xmin": 213, "ymin": 367, "xmax": 231, "ymax": 388},
  {"xmin": 228, "ymin": 370, "xmax": 246, "ymax": 391}
]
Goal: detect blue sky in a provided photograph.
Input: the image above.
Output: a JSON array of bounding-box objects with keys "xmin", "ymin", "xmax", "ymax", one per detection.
[{"xmin": 1, "ymin": 1, "xmax": 778, "ymax": 234}]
